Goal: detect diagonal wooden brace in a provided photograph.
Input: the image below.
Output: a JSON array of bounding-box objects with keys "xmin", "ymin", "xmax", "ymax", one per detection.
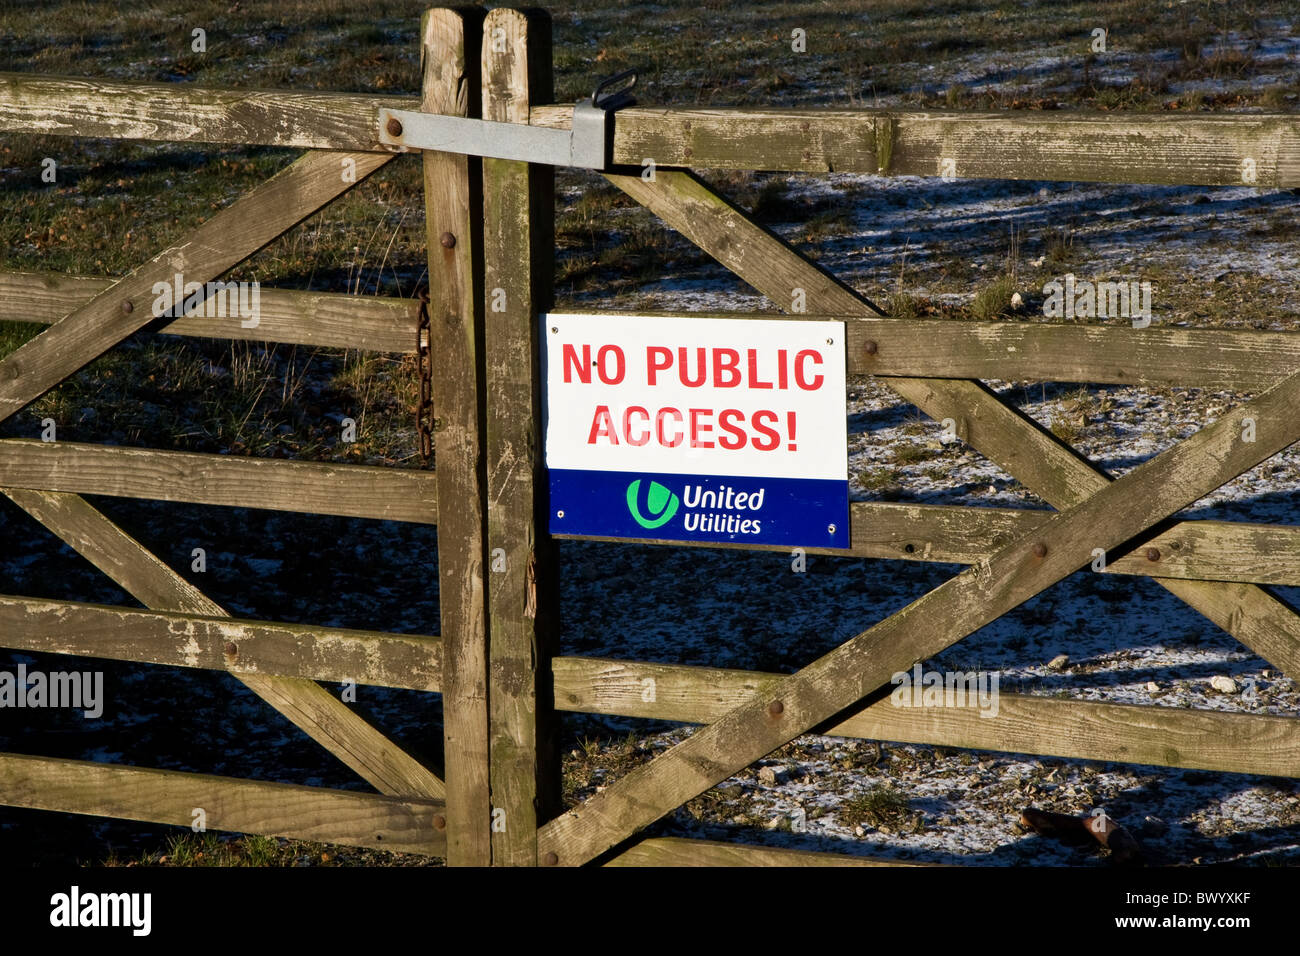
[
  {"xmin": 607, "ymin": 169, "xmax": 1300, "ymax": 678},
  {"xmin": 1, "ymin": 488, "xmax": 444, "ymax": 800},
  {"xmin": 540, "ymin": 355, "xmax": 1300, "ymax": 865},
  {"xmin": 0, "ymin": 149, "xmax": 392, "ymax": 425}
]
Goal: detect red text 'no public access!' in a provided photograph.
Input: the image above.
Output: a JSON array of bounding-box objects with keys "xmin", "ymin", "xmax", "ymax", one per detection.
[{"xmin": 562, "ymin": 345, "xmax": 827, "ymax": 391}]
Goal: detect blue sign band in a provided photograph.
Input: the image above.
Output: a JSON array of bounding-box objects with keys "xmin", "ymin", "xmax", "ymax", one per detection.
[{"xmin": 549, "ymin": 468, "xmax": 849, "ymax": 548}]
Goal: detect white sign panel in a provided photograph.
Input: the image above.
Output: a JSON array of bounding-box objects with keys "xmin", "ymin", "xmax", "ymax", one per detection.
[{"xmin": 543, "ymin": 312, "xmax": 848, "ymax": 547}]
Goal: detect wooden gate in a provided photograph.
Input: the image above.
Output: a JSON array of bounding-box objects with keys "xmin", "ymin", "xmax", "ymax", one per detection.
[{"xmin": 1, "ymin": 6, "xmax": 1298, "ymax": 866}]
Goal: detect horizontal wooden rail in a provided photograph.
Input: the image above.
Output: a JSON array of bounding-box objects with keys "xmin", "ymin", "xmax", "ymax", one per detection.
[
  {"xmin": 554, "ymin": 309, "xmax": 1300, "ymax": 390},
  {"xmin": 0, "ymin": 271, "xmax": 415, "ymax": 353},
  {"xmin": 0, "ymin": 752, "xmax": 445, "ymax": 855},
  {"xmin": 0, "ymin": 439, "xmax": 437, "ymax": 523},
  {"xmin": 560, "ymin": 501, "xmax": 1300, "ymax": 588},
  {"xmin": 552, "ymin": 657, "xmax": 1300, "ymax": 778},
  {"xmin": 850, "ymin": 317, "xmax": 1300, "ymax": 390},
  {"xmin": 605, "ymin": 836, "xmax": 928, "ymax": 866},
  {"xmin": 0, "ymin": 73, "xmax": 412, "ymax": 151},
  {"xmin": 534, "ymin": 104, "xmax": 1300, "ymax": 185},
  {"xmin": 2, "ymin": 73, "xmax": 1298, "ymax": 185},
  {"xmin": 0, "ymin": 594, "xmax": 440, "ymax": 691}
]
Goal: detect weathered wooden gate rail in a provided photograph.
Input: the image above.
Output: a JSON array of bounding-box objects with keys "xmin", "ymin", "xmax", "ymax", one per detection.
[
  {"xmin": 4, "ymin": 70, "xmax": 1300, "ymax": 185},
  {"xmin": 0, "ymin": 6, "xmax": 1297, "ymax": 867}
]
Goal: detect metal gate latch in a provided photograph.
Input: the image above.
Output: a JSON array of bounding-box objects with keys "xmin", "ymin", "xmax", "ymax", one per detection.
[{"xmin": 378, "ymin": 69, "xmax": 636, "ymax": 170}]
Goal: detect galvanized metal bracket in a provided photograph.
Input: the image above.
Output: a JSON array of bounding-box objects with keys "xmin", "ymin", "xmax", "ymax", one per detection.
[{"xmin": 378, "ymin": 69, "xmax": 637, "ymax": 171}]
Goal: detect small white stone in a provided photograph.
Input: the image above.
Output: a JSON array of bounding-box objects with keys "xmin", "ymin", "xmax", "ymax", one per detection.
[
  {"xmin": 1047, "ymin": 654, "xmax": 1070, "ymax": 671},
  {"xmin": 1146, "ymin": 681, "xmax": 1160, "ymax": 693},
  {"xmin": 1210, "ymin": 676, "xmax": 1239, "ymax": 694}
]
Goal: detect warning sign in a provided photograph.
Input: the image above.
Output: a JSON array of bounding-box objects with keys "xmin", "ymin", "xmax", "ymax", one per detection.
[{"xmin": 543, "ymin": 313, "xmax": 848, "ymax": 547}]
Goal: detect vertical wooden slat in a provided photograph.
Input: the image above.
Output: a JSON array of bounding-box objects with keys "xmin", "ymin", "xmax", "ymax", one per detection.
[
  {"xmin": 423, "ymin": 5, "xmax": 492, "ymax": 868},
  {"xmin": 481, "ymin": 6, "xmax": 558, "ymax": 867}
]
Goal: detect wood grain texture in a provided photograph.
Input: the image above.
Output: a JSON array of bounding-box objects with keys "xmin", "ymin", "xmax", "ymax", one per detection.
[
  {"xmin": 0, "ymin": 271, "xmax": 416, "ymax": 353},
  {"xmin": 539, "ymin": 359, "xmax": 1300, "ymax": 865},
  {"xmin": 554, "ymin": 657, "xmax": 1300, "ymax": 778},
  {"xmin": 423, "ymin": 6, "xmax": 492, "ymax": 866},
  {"xmin": 0, "ymin": 72, "xmax": 414, "ymax": 151},
  {"xmin": 607, "ymin": 170, "xmax": 1300, "ymax": 679},
  {"xmin": 846, "ymin": 317, "xmax": 1300, "ymax": 389},
  {"xmin": 0, "ymin": 148, "xmax": 392, "ymax": 424},
  {"xmin": 4, "ymin": 70, "xmax": 1295, "ymax": 185},
  {"xmin": 539, "ymin": 104, "xmax": 1300, "ymax": 186},
  {"xmin": 0, "ymin": 593, "xmax": 441, "ymax": 692},
  {"xmin": 0, "ymin": 439, "xmax": 437, "ymax": 523},
  {"xmin": 605, "ymin": 836, "xmax": 929, "ymax": 867},
  {"xmin": 481, "ymin": 6, "xmax": 560, "ymax": 867},
  {"xmin": 2, "ymin": 487, "xmax": 445, "ymax": 801},
  {"xmin": 0, "ymin": 752, "xmax": 444, "ymax": 855},
  {"xmin": 559, "ymin": 501, "xmax": 1300, "ymax": 587}
]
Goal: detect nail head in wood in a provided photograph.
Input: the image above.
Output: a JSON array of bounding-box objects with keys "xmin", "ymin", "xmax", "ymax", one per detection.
[
  {"xmin": 543, "ymin": 851, "xmax": 559, "ymax": 866},
  {"xmin": 768, "ymin": 700, "xmax": 784, "ymax": 717},
  {"xmin": 121, "ymin": 300, "xmax": 133, "ymax": 314},
  {"xmin": 440, "ymin": 231, "xmax": 456, "ymax": 249},
  {"xmin": 1032, "ymin": 542, "xmax": 1047, "ymax": 558},
  {"xmin": 386, "ymin": 117, "xmax": 403, "ymax": 138},
  {"xmin": 432, "ymin": 814, "xmax": 446, "ymax": 831},
  {"xmin": 1146, "ymin": 547, "xmax": 1161, "ymax": 562},
  {"xmin": 864, "ymin": 340, "xmax": 878, "ymax": 356}
]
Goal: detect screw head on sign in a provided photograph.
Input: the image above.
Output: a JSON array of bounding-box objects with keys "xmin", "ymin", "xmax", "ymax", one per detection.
[
  {"xmin": 1146, "ymin": 547, "xmax": 1161, "ymax": 562},
  {"xmin": 386, "ymin": 117, "xmax": 403, "ymax": 138},
  {"xmin": 551, "ymin": 327, "xmax": 558, "ymax": 333},
  {"xmin": 864, "ymin": 340, "xmax": 878, "ymax": 355},
  {"xmin": 826, "ymin": 337, "xmax": 834, "ymax": 345},
  {"xmin": 432, "ymin": 814, "xmax": 446, "ymax": 831},
  {"xmin": 543, "ymin": 851, "xmax": 559, "ymax": 866},
  {"xmin": 768, "ymin": 700, "xmax": 784, "ymax": 717},
  {"xmin": 828, "ymin": 524, "xmax": 837, "ymax": 534},
  {"xmin": 1032, "ymin": 542, "xmax": 1047, "ymax": 558},
  {"xmin": 556, "ymin": 510, "xmax": 565, "ymax": 518},
  {"xmin": 440, "ymin": 232, "xmax": 456, "ymax": 249},
  {"xmin": 121, "ymin": 299, "xmax": 134, "ymax": 314}
]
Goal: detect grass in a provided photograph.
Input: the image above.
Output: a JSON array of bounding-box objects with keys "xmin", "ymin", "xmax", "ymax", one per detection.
[
  {"xmin": 839, "ymin": 785, "xmax": 912, "ymax": 829},
  {"xmin": 102, "ymin": 831, "xmax": 439, "ymax": 867},
  {"xmin": 970, "ymin": 273, "xmax": 1017, "ymax": 320}
]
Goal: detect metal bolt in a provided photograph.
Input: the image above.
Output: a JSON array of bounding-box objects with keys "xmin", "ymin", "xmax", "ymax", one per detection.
[
  {"xmin": 121, "ymin": 299, "xmax": 134, "ymax": 314},
  {"xmin": 386, "ymin": 116, "xmax": 403, "ymax": 138},
  {"xmin": 864, "ymin": 340, "xmax": 878, "ymax": 355},
  {"xmin": 432, "ymin": 814, "xmax": 446, "ymax": 831},
  {"xmin": 440, "ymin": 231, "xmax": 456, "ymax": 249},
  {"xmin": 827, "ymin": 523, "xmax": 837, "ymax": 534},
  {"xmin": 1032, "ymin": 542, "xmax": 1047, "ymax": 558},
  {"xmin": 223, "ymin": 641, "xmax": 238, "ymax": 658},
  {"xmin": 826, "ymin": 337, "xmax": 834, "ymax": 345},
  {"xmin": 556, "ymin": 510, "xmax": 565, "ymax": 518},
  {"xmin": 768, "ymin": 700, "xmax": 784, "ymax": 717},
  {"xmin": 543, "ymin": 851, "xmax": 559, "ymax": 866},
  {"xmin": 1146, "ymin": 547, "xmax": 1161, "ymax": 562},
  {"xmin": 551, "ymin": 327, "xmax": 558, "ymax": 333}
]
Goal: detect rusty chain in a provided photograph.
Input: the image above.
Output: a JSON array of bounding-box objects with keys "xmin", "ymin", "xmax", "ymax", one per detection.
[{"xmin": 416, "ymin": 285, "xmax": 433, "ymax": 464}]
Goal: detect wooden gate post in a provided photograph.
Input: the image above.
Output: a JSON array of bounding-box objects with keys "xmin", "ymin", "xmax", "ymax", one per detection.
[
  {"xmin": 423, "ymin": 6, "xmax": 491, "ymax": 866},
  {"xmin": 480, "ymin": 6, "xmax": 560, "ymax": 866}
]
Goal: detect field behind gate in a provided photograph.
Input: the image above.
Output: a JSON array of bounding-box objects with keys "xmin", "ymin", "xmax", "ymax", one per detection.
[{"xmin": 1, "ymin": 0, "xmax": 1300, "ymax": 866}]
